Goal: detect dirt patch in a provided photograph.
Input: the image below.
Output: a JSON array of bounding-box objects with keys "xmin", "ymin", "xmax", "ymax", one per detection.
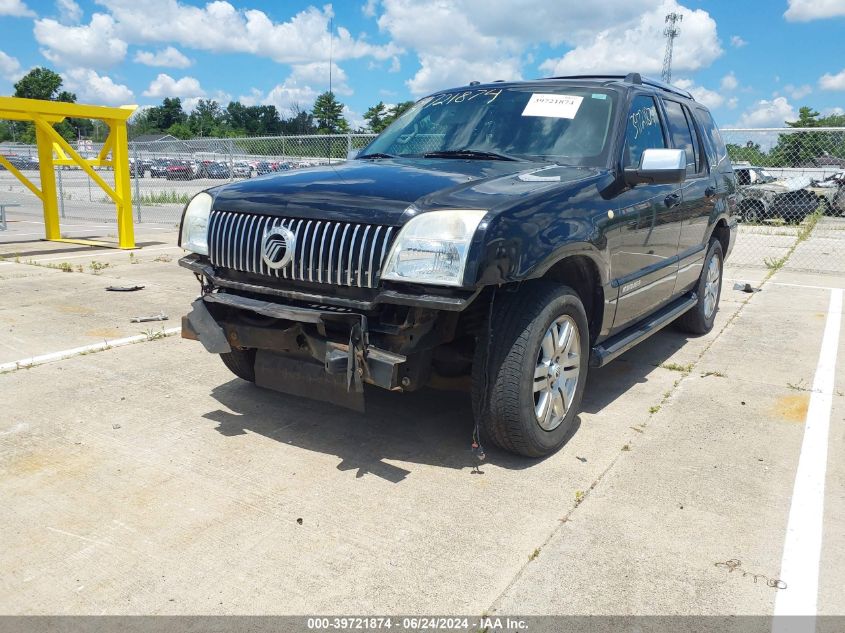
[
  {"xmin": 772, "ymin": 393, "xmax": 810, "ymax": 422},
  {"xmin": 86, "ymin": 328, "xmax": 123, "ymax": 338},
  {"xmin": 57, "ymin": 304, "xmax": 95, "ymax": 316}
]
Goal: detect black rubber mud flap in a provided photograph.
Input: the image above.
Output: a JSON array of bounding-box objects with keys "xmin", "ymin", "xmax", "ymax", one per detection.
[
  {"xmin": 254, "ymin": 350, "xmax": 365, "ymax": 413},
  {"xmin": 187, "ymin": 298, "xmax": 232, "ymax": 354}
]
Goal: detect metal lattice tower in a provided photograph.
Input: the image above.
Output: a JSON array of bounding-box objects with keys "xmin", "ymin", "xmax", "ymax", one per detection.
[{"xmin": 661, "ymin": 12, "xmax": 683, "ymax": 83}]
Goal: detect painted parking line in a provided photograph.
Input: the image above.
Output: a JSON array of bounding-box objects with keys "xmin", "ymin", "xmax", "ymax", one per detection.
[
  {"xmin": 30, "ymin": 246, "xmax": 183, "ymax": 263},
  {"xmin": 773, "ymin": 288, "xmax": 843, "ymax": 630},
  {"xmin": 0, "ymin": 327, "xmax": 181, "ymax": 374}
]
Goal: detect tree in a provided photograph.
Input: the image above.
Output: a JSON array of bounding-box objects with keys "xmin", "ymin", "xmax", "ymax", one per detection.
[
  {"xmin": 12, "ymin": 67, "xmax": 79, "ymax": 143},
  {"xmin": 364, "ymin": 101, "xmax": 389, "ymax": 133},
  {"xmin": 770, "ymin": 106, "xmax": 845, "ymax": 167},
  {"xmin": 312, "ymin": 91, "xmax": 348, "ymax": 134},
  {"xmin": 189, "ymin": 99, "xmax": 225, "ymax": 137},
  {"xmin": 14, "ymin": 67, "xmax": 75, "ymax": 102}
]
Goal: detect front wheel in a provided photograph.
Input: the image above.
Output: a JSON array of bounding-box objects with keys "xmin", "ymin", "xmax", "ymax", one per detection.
[
  {"xmin": 676, "ymin": 239, "xmax": 723, "ymax": 335},
  {"xmin": 472, "ymin": 283, "xmax": 590, "ymax": 458},
  {"xmin": 220, "ymin": 348, "xmax": 256, "ymax": 382}
]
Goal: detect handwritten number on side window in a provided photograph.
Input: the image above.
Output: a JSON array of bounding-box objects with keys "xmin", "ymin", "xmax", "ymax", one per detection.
[{"xmin": 629, "ymin": 106, "xmax": 659, "ymax": 140}]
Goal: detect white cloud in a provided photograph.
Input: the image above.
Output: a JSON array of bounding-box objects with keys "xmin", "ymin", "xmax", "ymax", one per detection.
[
  {"xmin": 733, "ymin": 97, "xmax": 796, "ymax": 127},
  {"xmin": 0, "ymin": 0, "xmax": 35, "ymax": 17},
  {"xmin": 674, "ymin": 78, "xmax": 723, "ymax": 109},
  {"xmin": 720, "ymin": 72, "xmax": 738, "ymax": 91},
  {"xmin": 97, "ymin": 0, "xmax": 400, "ymax": 64},
  {"xmin": 538, "ymin": 1, "xmax": 722, "ymax": 78},
  {"xmin": 62, "ymin": 67, "xmax": 134, "ymax": 104},
  {"xmin": 784, "ymin": 0, "xmax": 845, "ymax": 21},
  {"xmin": 819, "ymin": 69, "xmax": 845, "ymax": 91},
  {"xmin": 56, "ymin": 0, "xmax": 82, "ymax": 23},
  {"xmin": 34, "ymin": 13, "xmax": 127, "ymax": 67},
  {"xmin": 0, "ymin": 50, "xmax": 22, "ymax": 81},
  {"xmin": 143, "ymin": 73, "xmax": 205, "ymax": 99},
  {"xmin": 134, "ymin": 46, "xmax": 192, "ymax": 68},
  {"xmin": 784, "ymin": 83, "xmax": 812, "ymax": 99},
  {"xmin": 822, "ymin": 106, "xmax": 844, "ymax": 116},
  {"xmin": 727, "ymin": 97, "xmax": 738, "ymax": 110},
  {"xmin": 289, "ymin": 62, "xmax": 353, "ymax": 96},
  {"xmin": 362, "ymin": 0, "xmax": 378, "ymax": 18},
  {"xmin": 343, "ymin": 104, "xmax": 366, "ymax": 130},
  {"xmin": 183, "ymin": 90, "xmax": 231, "ymax": 112},
  {"xmin": 379, "ymin": 0, "xmax": 707, "ymax": 96},
  {"xmin": 730, "ymin": 35, "xmax": 746, "ymax": 48}
]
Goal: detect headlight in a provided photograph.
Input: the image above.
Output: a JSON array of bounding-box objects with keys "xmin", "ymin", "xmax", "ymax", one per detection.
[
  {"xmin": 179, "ymin": 192, "xmax": 213, "ymax": 255},
  {"xmin": 381, "ymin": 209, "xmax": 487, "ymax": 286}
]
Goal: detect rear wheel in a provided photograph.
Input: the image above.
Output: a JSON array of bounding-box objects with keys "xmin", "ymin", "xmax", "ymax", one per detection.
[
  {"xmin": 472, "ymin": 283, "xmax": 589, "ymax": 458},
  {"xmin": 220, "ymin": 348, "xmax": 256, "ymax": 382},
  {"xmin": 676, "ymin": 240, "xmax": 723, "ymax": 335}
]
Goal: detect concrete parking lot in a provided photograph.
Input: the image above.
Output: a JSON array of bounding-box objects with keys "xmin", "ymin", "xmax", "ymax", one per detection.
[{"xmin": 0, "ymin": 212, "xmax": 843, "ymax": 618}]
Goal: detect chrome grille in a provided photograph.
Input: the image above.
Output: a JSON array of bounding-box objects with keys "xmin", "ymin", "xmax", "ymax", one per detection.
[{"xmin": 208, "ymin": 210, "xmax": 395, "ymax": 289}]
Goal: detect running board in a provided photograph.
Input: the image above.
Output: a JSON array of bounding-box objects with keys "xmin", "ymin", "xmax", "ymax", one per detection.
[{"xmin": 590, "ymin": 293, "xmax": 698, "ymax": 368}]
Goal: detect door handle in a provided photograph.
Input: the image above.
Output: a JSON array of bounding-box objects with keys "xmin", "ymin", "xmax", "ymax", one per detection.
[
  {"xmin": 664, "ymin": 193, "xmax": 681, "ymax": 208},
  {"xmin": 705, "ymin": 186, "xmax": 717, "ymax": 197}
]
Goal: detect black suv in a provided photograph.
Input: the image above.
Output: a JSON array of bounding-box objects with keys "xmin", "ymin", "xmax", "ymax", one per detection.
[{"xmin": 179, "ymin": 73, "xmax": 737, "ymax": 458}]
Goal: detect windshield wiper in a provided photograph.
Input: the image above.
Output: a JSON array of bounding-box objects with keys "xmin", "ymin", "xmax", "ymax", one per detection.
[
  {"xmin": 423, "ymin": 149, "xmax": 518, "ymax": 161},
  {"xmin": 357, "ymin": 152, "xmax": 398, "ymax": 159}
]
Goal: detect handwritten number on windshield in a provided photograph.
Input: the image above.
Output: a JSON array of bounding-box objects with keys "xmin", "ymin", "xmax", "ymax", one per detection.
[{"xmin": 425, "ymin": 89, "xmax": 503, "ymax": 109}]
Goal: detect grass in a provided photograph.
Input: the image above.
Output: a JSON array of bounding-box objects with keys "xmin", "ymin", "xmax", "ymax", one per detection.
[
  {"xmin": 701, "ymin": 370, "xmax": 726, "ymax": 378},
  {"xmin": 129, "ymin": 252, "xmax": 139, "ymax": 264},
  {"xmin": 648, "ymin": 405, "xmax": 660, "ymax": 414},
  {"xmin": 142, "ymin": 328, "xmax": 169, "ymax": 341},
  {"xmin": 661, "ymin": 362, "xmax": 693, "ymax": 373},
  {"xmin": 764, "ymin": 255, "xmax": 788, "ymax": 271},
  {"xmin": 136, "ymin": 191, "xmax": 192, "ymax": 205},
  {"xmin": 574, "ymin": 491, "xmax": 585, "ymax": 504},
  {"xmin": 153, "ymin": 254, "xmax": 173, "ymax": 263},
  {"xmin": 88, "ymin": 260, "xmax": 111, "ymax": 274}
]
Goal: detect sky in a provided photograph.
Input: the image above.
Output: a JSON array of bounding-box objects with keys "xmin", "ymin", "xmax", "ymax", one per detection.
[{"xmin": 0, "ymin": 0, "xmax": 844, "ymax": 130}]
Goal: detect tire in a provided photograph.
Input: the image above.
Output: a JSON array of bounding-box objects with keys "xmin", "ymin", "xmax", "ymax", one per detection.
[
  {"xmin": 676, "ymin": 240, "xmax": 723, "ymax": 335},
  {"xmin": 471, "ymin": 283, "xmax": 590, "ymax": 458},
  {"xmin": 220, "ymin": 348, "xmax": 256, "ymax": 382},
  {"xmin": 740, "ymin": 200, "xmax": 764, "ymax": 223}
]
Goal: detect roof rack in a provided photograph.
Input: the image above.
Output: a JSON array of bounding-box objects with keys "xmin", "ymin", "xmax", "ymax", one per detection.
[{"xmin": 543, "ymin": 73, "xmax": 693, "ymax": 100}]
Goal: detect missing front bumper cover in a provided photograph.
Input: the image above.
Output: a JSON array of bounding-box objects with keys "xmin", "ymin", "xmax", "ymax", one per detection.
[{"xmin": 182, "ymin": 292, "xmax": 407, "ymax": 411}]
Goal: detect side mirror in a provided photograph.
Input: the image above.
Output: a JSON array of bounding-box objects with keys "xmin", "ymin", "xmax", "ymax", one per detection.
[
  {"xmin": 347, "ymin": 149, "xmax": 361, "ymax": 160},
  {"xmin": 624, "ymin": 148, "xmax": 686, "ymax": 185}
]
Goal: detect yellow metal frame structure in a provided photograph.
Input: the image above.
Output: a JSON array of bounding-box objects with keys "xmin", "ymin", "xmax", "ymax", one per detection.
[{"xmin": 0, "ymin": 97, "xmax": 137, "ymax": 249}]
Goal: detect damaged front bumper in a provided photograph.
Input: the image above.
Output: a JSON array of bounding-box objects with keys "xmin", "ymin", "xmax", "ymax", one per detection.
[{"xmin": 182, "ymin": 293, "xmax": 407, "ymax": 412}]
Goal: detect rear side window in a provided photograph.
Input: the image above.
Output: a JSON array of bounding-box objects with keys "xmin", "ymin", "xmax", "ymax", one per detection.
[
  {"xmin": 623, "ymin": 95, "xmax": 666, "ymax": 167},
  {"xmin": 695, "ymin": 107, "xmax": 729, "ymax": 164},
  {"xmin": 663, "ymin": 100, "xmax": 698, "ymax": 175}
]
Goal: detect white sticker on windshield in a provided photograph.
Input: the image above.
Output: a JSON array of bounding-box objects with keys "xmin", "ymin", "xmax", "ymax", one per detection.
[{"xmin": 521, "ymin": 94, "xmax": 583, "ymax": 119}]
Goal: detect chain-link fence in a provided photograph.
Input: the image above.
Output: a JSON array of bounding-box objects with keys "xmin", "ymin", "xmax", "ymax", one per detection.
[
  {"xmin": 2, "ymin": 129, "xmax": 844, "ymax": 272},
  {"xmin": 720, "ymin": 128, "xmax": 844, "ymax": 273}
]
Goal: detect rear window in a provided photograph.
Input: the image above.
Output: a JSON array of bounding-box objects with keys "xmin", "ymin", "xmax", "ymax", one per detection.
[
  {"xmin": 663, "ymin": 100, "xmax": 697, "ymax": 175},
  {"xmin": 695, "ymin": 108, "xmax": 728, "ymax": 164}
]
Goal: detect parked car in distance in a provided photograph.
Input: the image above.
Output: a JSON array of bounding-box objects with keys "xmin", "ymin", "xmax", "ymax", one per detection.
[
  {"xmin": 733, "ymin": 164, "xmax": 820, "ymax": 223},
  {"xmin": 232, "ymin": 162, "xmax": 252, "ymax": 178},
  {"xmin": 179, "ymin": 73, "xmax": 737, "ymax": 458},
  {"xmin": 1, "ymin": 155, "xmax": 39, "ymax": 170},
  {"xmin": 150, "ymin": 158, "xmax": 172, "ymax": 178},
  {"xmin": 255, "ymin": 161, "xmax": 275, "ymax": 175},
  {"xmin": 198, "ymin": 161, "xmax": 231, "ymax": 179},
  {"xmin": 166, "ymin": 161, "xmax": 195, "ymax": 180},
  {"xmin": 806, "ymin": 172, "xmax": 845, "ymax": 216}
]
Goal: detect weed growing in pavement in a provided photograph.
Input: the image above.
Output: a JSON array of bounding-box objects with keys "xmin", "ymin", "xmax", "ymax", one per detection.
[
  {"xmin": 88, "ymin": 260, "xmax": 111, "ymax": 274},
  {"xmin": 648, "ymin": 405, "xmax": 660, "ymax": 414},
  {"xmin": 528, "ymin": 548, "xmax": 541, "ymax": 561},
  {"xmin": 701, "ymin": 370, "xmax": 726, "ymax": 378},
  {"xmin": 661, "ymin": 362, "xmax": 693, "ymax": 373},
  {"xmin": 153, "ymin": 254, "xmax": 172, "ymax": 263}
]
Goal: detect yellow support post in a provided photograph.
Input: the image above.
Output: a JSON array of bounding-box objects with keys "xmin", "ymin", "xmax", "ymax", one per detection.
[
  {"xmin": 110, "ymin": 121, "xmax": 135, "ymax": 249},
  {"xmin": 34, "ymin": 122, "xmax": 61, "ymax": 241},
  {"xmin": 0, "ymin": 96, "xmax": 137, "ymax": 249}
]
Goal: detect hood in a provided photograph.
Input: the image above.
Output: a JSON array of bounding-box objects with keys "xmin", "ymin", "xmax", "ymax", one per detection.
[{"xmin": 209, "ymin": 158, "xmax": 608, "ymax": 225}]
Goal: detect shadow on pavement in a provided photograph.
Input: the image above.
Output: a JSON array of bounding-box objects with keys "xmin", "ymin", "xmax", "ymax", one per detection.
[{"xmin": 204, "ymin": 327, "xmax": 692, "ymax": 481}]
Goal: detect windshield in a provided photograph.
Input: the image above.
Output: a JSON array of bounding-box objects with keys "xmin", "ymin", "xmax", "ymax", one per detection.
[{"xmin": 362, "ymin": 86, "xmax": 618, "ymax": 166}]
